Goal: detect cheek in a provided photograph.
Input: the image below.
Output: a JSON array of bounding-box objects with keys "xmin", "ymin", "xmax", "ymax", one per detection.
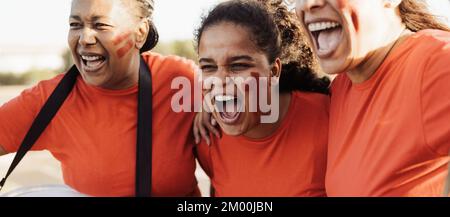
[
  {"xmin": 112, "ymin": 31, "xmax": 134, "ymax": 59},
  {"xmin": 67, "ymin": 32, "xmax": 78, "ymax": 51},
  {"xmin": 337, "ymin": 0, "xmax": 349, "ymax": 9}
]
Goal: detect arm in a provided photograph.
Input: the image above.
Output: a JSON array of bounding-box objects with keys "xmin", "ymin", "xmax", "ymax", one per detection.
[
  {"xmin": 421, "ymin": 48, "xmax": 450, "ymax": 156},
  {"xmin": 0, "ymin": 81, "xmax": 52, "ymax": 153},
  {"xmin": 0, "ymin": 145, "xmax": 6, "ymax": 156}
]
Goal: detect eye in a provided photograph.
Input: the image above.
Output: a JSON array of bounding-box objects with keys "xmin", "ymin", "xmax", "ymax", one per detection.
[
  {"xmin": 229, "ymin": 63, "xmax": 252, "ymax": 72},
  {"xmin": 95, "ymin": 23, "xmax": 111, "ymax": 30},
  {"xmin": 69, "ymin": 22, "xmax": 82, "ymax": 29},
  {"xmin": 200, "ymin": 65, "xmax": 218, "ymax": 73}
]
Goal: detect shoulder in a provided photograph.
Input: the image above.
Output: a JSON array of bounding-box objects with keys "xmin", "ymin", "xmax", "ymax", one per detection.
[
  {"xmin": 330, "ymin": 73, "xmax": 350, "ymax": 95},
  {"xmin": 19, "ymin": 73, "xmax": 66, "ymax": 103},
  {"xmin": 406, "ymin": 29, "xmax": 450, "ymax": 60},
  {"xmin": 404, "ymin": 30, "xmax": 450, "ymax": 79},
  {"xmin": 141, "ymin": 52, "xmax": 199, "ymax": 80},
  {"xmin": 291, "ymin": 91, "xmax": 330, "ymax": 117}
]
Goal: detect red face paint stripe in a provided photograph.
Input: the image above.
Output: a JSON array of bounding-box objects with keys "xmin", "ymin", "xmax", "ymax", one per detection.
[
  {"xmin": 116, "ymin": 39, "xmax": 134, "ymax": 58},
  {"xmin": 337, "ymin": 0, "xmax": 348, "ymax": 9},
  {"xmin": 351, "ymin": 11, "xmax": 359, "ymax": 32},
  {"xmin": 113, "ymin": 32, "xmax": 132, "ymax": 46}
]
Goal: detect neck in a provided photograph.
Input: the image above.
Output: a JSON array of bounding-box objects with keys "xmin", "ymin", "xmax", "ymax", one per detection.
[
  {"xmin": 243, "ymin": 92, "xmax": 291, "ymax": 139},
  {"xmin": 103, "ymin": 53, "xmax": 141, "ymax": 90},
  {"xmin": 346, "ymin": 28, "xmax": 412, "ymax": 84}
]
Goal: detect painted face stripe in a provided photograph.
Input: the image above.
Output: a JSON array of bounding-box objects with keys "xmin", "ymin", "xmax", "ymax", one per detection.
[{"xmin": 117, "ymin": 39, "xmax": 134, "ymax": 58}]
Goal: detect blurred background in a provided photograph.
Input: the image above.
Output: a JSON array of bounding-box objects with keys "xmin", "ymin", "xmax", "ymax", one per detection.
[{"xmin": 0, "ymin": 0, "xmax": 449, "ymax": 196}]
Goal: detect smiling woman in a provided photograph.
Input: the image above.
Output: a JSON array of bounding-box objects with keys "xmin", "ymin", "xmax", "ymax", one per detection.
[
  {"xmin": 194, "ymin": 0, "xmax": 330, "ymax": 197},
  {"xmin": 296, "ymin": 0, "xmax": 450, "ymax": 196},
  {"xmin": 0, "ymin": 0, "xmax": 201, "ymax": 197}
]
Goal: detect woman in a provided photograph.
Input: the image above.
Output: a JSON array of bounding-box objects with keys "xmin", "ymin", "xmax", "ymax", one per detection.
[
  {"xmin": 295, "ymin": 0, "xmax": 450, "ymax": 196},
  {"xmin": 0, "ymin": 0, "xmax": 199, "ymax": 197},
  {"xmin": 194, "ymin": 0, "xmax": 330, "ymax": 197}
]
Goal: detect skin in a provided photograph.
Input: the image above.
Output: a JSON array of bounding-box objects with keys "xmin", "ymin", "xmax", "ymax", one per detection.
[
  {"xmin": 0, "ymin": 146, "xmax": 6, "ymax": 156},
  {"xmin": 197, "ymin": 22, "xmax": 291, "ymax": 141},
  {"xmin": 68, "ymin": 0, "xmax": 149, "ymax": 90},
  {"xmin": 295, "ymin": 0, "xmax": 412, "ymax": 83}
]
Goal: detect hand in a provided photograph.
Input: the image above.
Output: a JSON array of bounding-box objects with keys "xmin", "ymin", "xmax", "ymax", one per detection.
[{"xmin": 193, "ymin": 111, "xmax": 220, "ymax": 145}]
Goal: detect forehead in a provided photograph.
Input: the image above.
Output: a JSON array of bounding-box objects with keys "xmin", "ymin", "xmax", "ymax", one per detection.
[
  {"xmin": 199, "ymin": 22, "xmax": 263, "ymax": 61},
  {"xmin": 70, "ymin": 0, "xmax": 130, "ymax": 19}
]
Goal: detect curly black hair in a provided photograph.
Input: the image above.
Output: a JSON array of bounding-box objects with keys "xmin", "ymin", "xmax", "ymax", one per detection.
[{"xmin": 195, "ymin": 0, "xmax": 330, "ymax": 94}]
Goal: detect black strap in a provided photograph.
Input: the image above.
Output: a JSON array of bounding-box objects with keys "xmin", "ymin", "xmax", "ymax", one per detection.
[
  {"xmin": 0, "ymin": 57, "xmax": 153, "ymax": 197},
  {"xmin": 0, "ymin": 66, "xmax": 78, "ymax": 192},
  {"xmin": 136, "ymin": 57, "xmax": 153, "ymax": 197}
]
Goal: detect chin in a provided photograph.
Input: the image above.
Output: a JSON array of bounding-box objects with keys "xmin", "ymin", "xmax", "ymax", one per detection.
[
  {"xmin": 319, "ymin": 56, "xmax": 348, "ymax": 75},
  {"xmin": 220, "ymin": 126, "xmax": 245, "ymax": 137}
]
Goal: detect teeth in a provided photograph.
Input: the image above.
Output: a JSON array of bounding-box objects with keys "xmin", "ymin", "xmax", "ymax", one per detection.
[
  {"xmin": 215, "ymin": 95, "xmax": 235, "ymax": 102},
  {"xmin": 308, "ymin": 22, "xmax": 340, "ymax": 32},
  {"xmin": 81, "ymin": 55, "xmax": 103, "ymax": 61}
]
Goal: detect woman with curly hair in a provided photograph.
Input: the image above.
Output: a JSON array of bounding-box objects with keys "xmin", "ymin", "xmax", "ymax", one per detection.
[{"xmin": 194, "ymin": 0, "xmax": 330, "ymax": 196}]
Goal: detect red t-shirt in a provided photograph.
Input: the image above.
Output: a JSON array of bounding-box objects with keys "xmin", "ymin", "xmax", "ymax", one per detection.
[
  {"xmin": 0, "ymin": 52, "xmax": 200, "ymax": 197},
  {"xmin": 196, "ymin": 91, "xmax": 329, "ymax": 197},
  {"xmin": 328, "ymin": 30, "xmax": 450, "ymax": 196}
]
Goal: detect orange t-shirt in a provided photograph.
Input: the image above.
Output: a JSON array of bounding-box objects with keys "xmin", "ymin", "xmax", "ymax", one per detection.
[
  {"xmin": 328, "ymin": 29, "xmax": 450, "ymax": 196},
  {"xmin": 0, "ymin": 52, "xmax": 200, "ymax": 197},
  {"xmin": 196, "ymin": 91, "xmax": 329, "ymax": 197}
]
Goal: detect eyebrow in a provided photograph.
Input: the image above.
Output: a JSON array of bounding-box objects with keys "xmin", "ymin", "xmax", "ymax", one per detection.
[
  {"xmin": 69, "ymin": 15, "xmax": 107, "ymax": 21},
  {"xmin": 228, "ymin": 55, "xmax": 254, "ymax": 62},
  {"xmin": 199, "ymin": 58, "xmax": 215, "ymax": 64},
  {"xmin": 199, "ymin": 55, "xmax": 255, "ymax": 64}
]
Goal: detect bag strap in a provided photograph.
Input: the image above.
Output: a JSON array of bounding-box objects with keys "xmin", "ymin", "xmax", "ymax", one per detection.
[
  {"xmin": 0, "ymin": 65, "xmax": 78, "ymax": 191},
  {"xmin": 136, "ymin": 57, "xmax": 152, "ymax": 197},
  {"xmin": 1, "ymin": 57, "xmax": 153, "ymax": 197}
]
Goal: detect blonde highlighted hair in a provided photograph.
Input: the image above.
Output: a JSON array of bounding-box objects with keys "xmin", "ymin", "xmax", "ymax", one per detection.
[{"xmin": 399, "ymin": 0, "xmax": 450, "ymax": 32}]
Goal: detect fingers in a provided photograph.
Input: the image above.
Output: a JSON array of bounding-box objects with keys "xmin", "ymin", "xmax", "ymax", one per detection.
[
  {"xmin": 202, "ymin": 112, "xmax": 220, "ymax": 139},
  {"xmin": 193, "ymin": 114, "xmax": 201, "ymax": 144},
  {"xmin": 198, "ymin": 121, "xmax": 211, "ymax": 146},
  {"xmin": 206, "ymin": 118, "xmax": 220, "ymax": 139}
]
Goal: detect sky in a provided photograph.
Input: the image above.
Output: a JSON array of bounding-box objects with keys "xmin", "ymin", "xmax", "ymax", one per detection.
[
  {"xmin": 0, "ymin": 0, "xmax": 221, "ymax": 72},
  {"xmin": 0, "ymin": 0, "xmax": 221, "ymax": 48},
  {"xmin": 0, "ymin": 0, "xmax": 449, "ymax": 73}
]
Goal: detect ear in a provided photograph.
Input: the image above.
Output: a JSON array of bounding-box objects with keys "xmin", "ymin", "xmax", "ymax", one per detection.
[
  {"xmin": 270, "ymin": 58, "xmax": 282, "ymax": 85},
  {"xmin": 383, "ymin": 0, "xmax": 402, "ymax": 8},
  {"xmin": 135, "ymin": 18, "xmax": 150, "ymax": 50}
]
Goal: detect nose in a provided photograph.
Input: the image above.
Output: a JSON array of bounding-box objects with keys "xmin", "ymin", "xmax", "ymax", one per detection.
[
  {"xmin": 296, "ymin": 0, "xmax": 326, "ymax": 13},
  {"xmin": 79, "ymin": 27, "xmax": 97, "ymax": 47}
]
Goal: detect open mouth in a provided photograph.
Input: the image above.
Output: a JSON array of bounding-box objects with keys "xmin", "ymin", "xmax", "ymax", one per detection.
[
  {"xmin": 307, "ymin": 21, "xmax": 343, "ymax": 57},
  {"xmin": 213, "ymin": 94, "xmax": 244, "ymax": 125},
  {"xmin": 80, "ymin": 54, "xmax": 107, "ymax": 73}
]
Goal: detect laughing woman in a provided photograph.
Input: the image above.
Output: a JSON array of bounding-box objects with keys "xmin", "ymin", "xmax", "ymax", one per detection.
[
  {"xmin": 295, "ymin": 0, "xmax": 450, "ymax": 196},
  {"xmin": 195, "ymin": 0, "xmax": 330, "ymax": 197},
  {"xmin": 0, "ymin": 0, "xmax": 200, "ymax": 197}
]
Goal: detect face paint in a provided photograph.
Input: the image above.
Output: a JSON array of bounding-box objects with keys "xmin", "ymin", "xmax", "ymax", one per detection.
[
  {"xmin": 113, "ymin": 31, "xmax": 132, "ymax": 45},
  {"xmin": 116, "ymin": 39, "xmax": 134, "ymax": 58},
  {"xmin": 337, "ymin": 0, "xmax": 359, "ymax": 32},
  {"xmin": 337, "ymin": 0, "xmax": 349, "ymax": 9},
  {"xmin": 112, "ymin": 31, "xmax": 134, "ymax": 58},
  {"xmin": 351, "ymin": 11, "xmax": 359, "ymax": 32}
]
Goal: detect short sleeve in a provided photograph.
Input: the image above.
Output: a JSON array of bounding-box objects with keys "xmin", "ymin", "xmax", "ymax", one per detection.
[
  {"xmin": 0, "ymin": 81, "xmax": 54, "ymax": 153},
  {"xmin": 421, "ymin": 44, "xmax": 450, "ymax": 156}
]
